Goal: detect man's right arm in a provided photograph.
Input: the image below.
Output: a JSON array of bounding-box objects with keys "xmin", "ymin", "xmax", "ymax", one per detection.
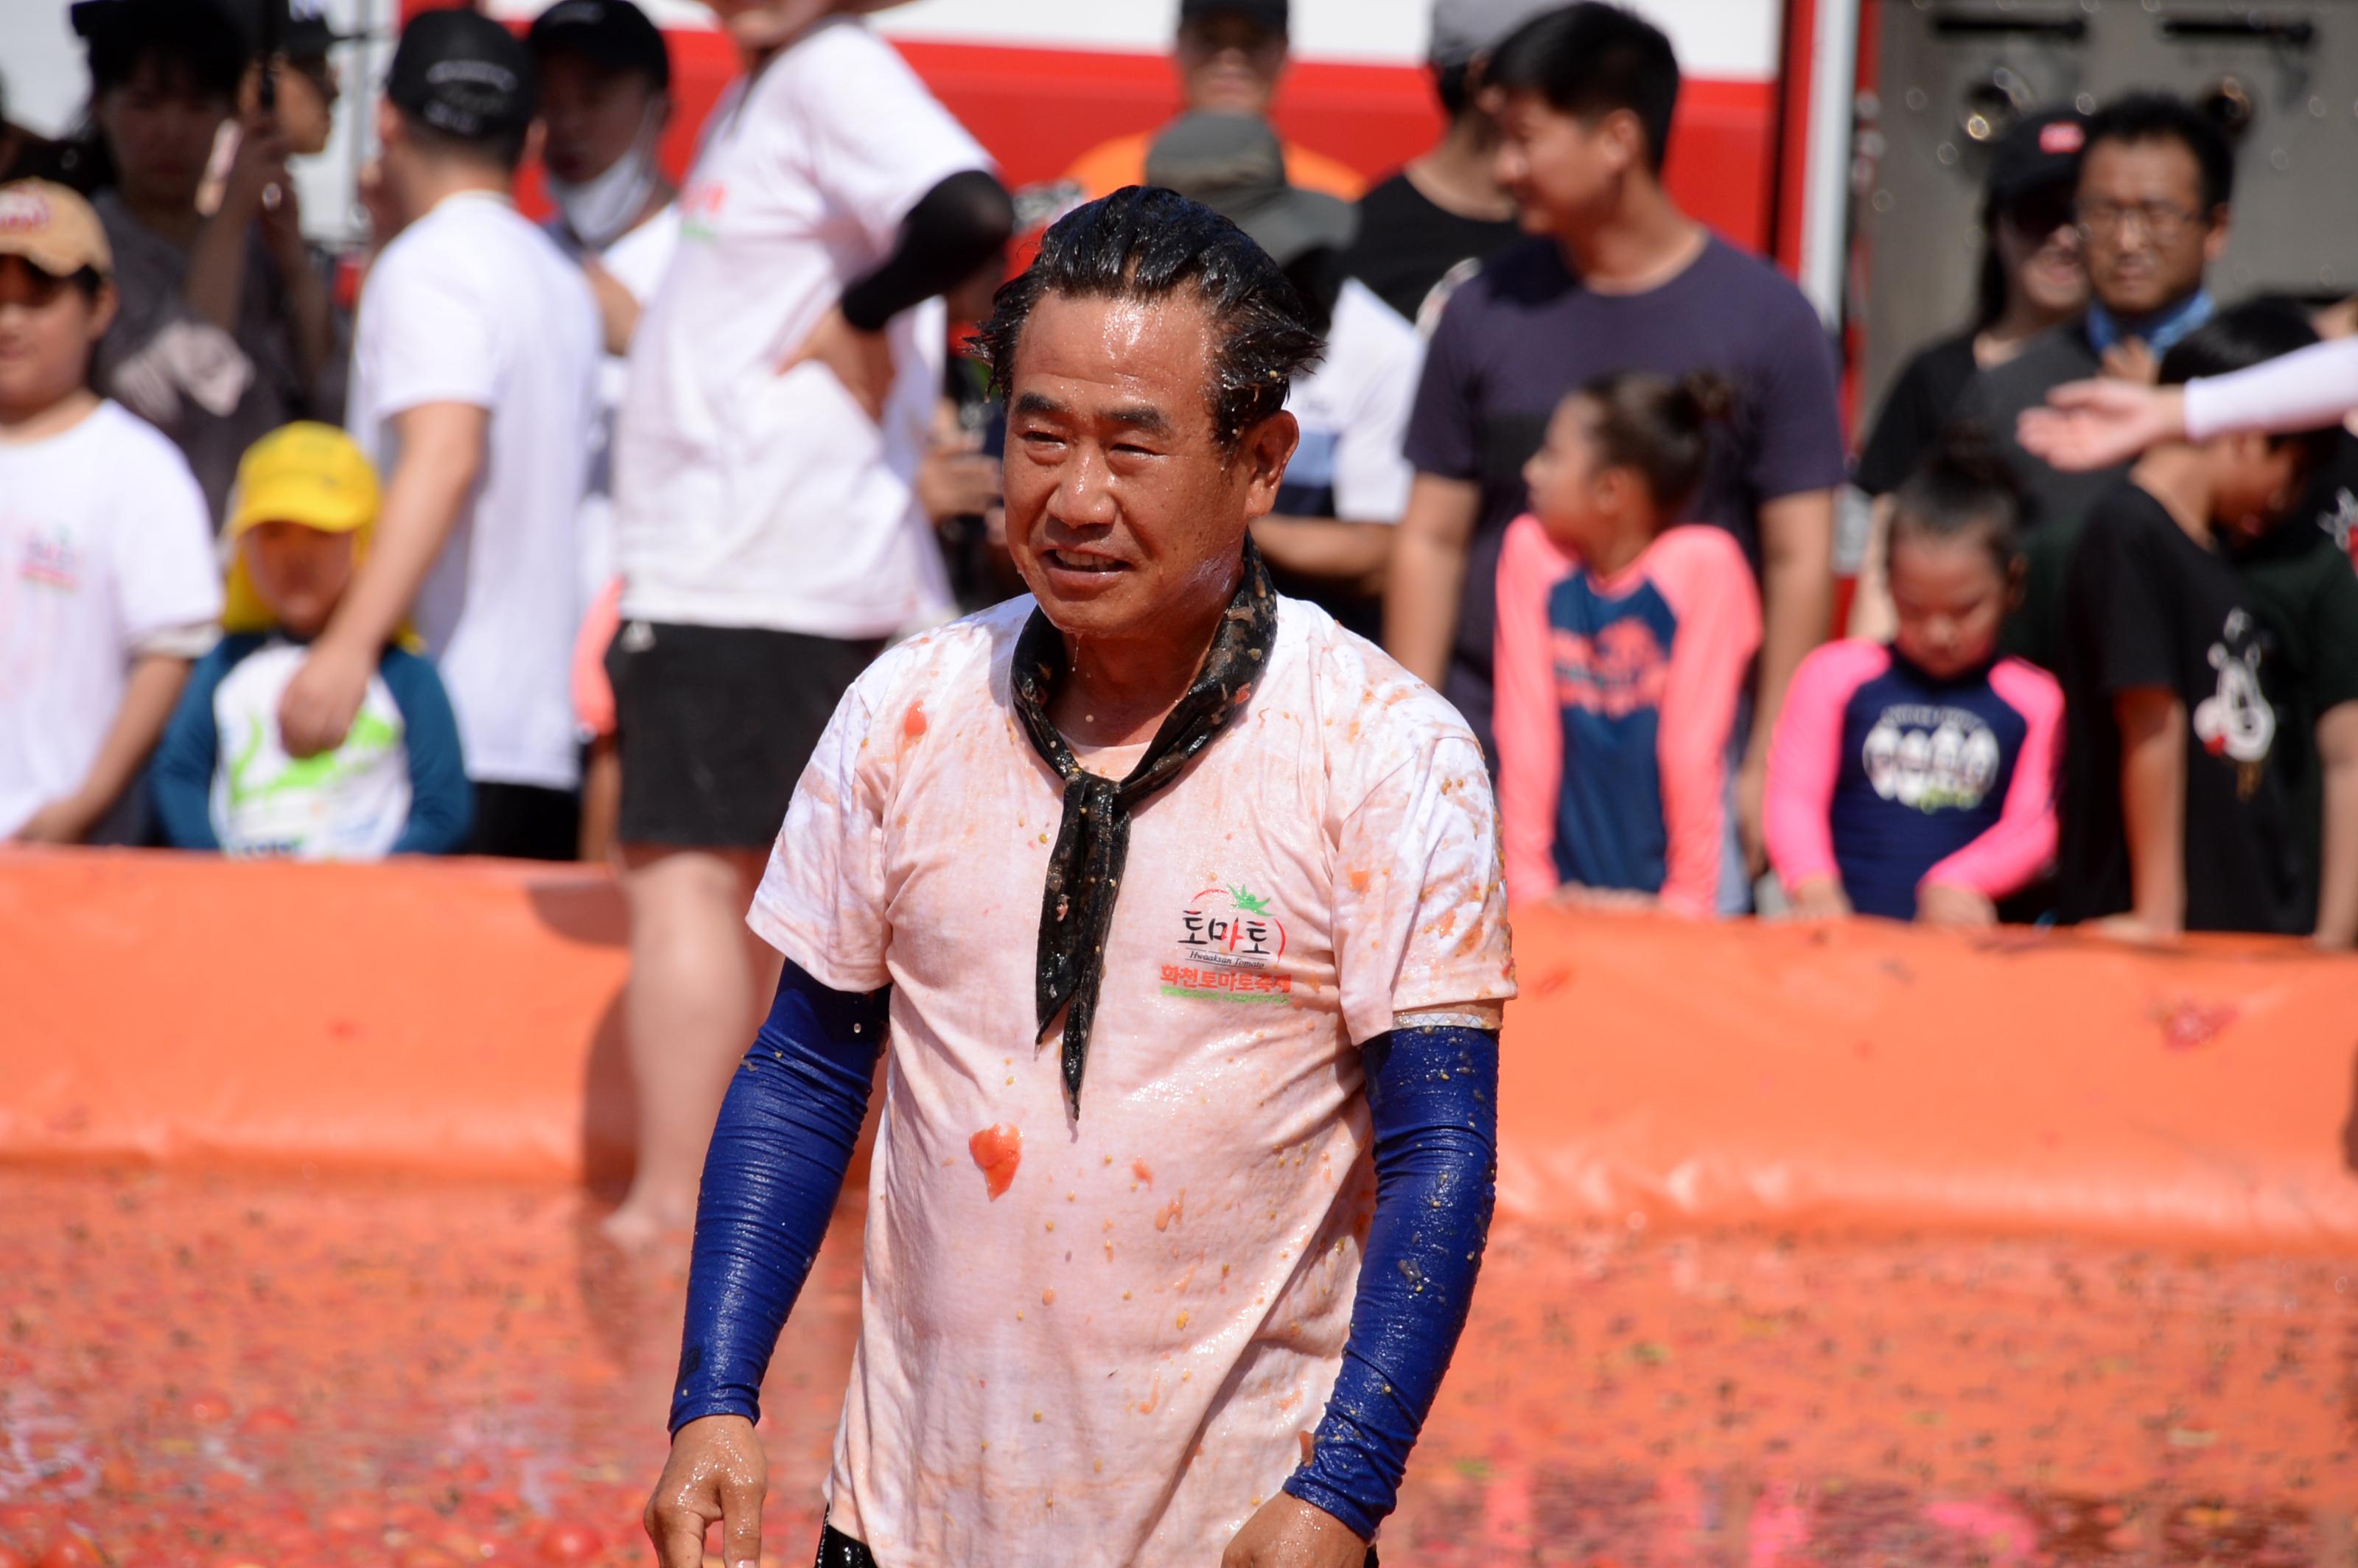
[
  {"xmin": 646, "ymin": 960, "xmax": 888, "ymax": 1568},
  {"xmin": 1384, "ymin": 475, "xmax": 1480, "ymax": 687},
  {"xmin": 278, "ymin": 402, "xmax": 485, "ymax": 757}
]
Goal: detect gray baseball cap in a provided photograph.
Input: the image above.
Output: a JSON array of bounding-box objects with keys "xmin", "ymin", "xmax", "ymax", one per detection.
[
  {"xmin": 1429, "ymin": 0, "xmax": 1565, "ymax": 68},
  {"xmin": 1144, "ymin": 111, "xmax": 1354, "ymax": 268}
]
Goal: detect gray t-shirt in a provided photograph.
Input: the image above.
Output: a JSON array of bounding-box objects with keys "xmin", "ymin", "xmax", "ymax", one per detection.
[
  {"xmin": 1951, "ymin": 318, "xmax": 2122, "ymax": 533},
  {"xmin": 93, "ymin": 190, "xmax": 346, "ymax": 528}
]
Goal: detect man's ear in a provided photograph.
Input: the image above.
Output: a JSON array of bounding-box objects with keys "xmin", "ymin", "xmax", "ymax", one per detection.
[
  {"xmin": 2203, "ymin": 203, "xmax": 2233, "ymax": 265},
  {"xmin": 1600, "ymin": 108, "xmax": 1646, "ymax": 177},
  {"xmin": 1237, "ymin": 409, "xmax": 1301, "ymax": 522},
  {"xmin": 520, "ymin": 119, "xmax": 547, "ymax": 175}
]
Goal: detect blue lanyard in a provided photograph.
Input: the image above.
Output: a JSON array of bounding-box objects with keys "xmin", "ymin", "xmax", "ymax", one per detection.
[{"xmin": 2086, "ymin": 290, "xmax": 2215, "ymax": 357}]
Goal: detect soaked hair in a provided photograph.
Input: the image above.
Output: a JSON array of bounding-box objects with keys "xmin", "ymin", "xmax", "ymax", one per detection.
[
  {"xmin": 973, "ymin": 186, "xmax": 1324, "ymax": 450},
  {"xmin": 1571, "ymin": 368, "xmax": 1733, "ymax": 515},
  {"xmin": 1889, "ymin": 424, "xmax": 2025, "ymax": 578},
  {"xmin": 1486, "ymin": 3, "xmax": 1680, "ymax": 174}
]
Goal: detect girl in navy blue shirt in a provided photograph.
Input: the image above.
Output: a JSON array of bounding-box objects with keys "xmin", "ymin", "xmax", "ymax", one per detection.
[{"xmin": 1766, "ymin": 433, "xmax": 2063, "ymax": 925}]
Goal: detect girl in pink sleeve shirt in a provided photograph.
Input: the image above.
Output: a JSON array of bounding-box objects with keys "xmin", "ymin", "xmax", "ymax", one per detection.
[
  {"xmin": 1766, "ymin": 433, "xmax": 2063, "ymax": 925},
  {"xmin": 1495, "ymin": 372, "xmax": 1763, "ymax": 916}
]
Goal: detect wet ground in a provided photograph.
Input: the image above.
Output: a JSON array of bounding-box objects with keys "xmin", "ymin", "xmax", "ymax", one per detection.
[{"xmin": 2, "ymin": 1166, "xmax": 2354, "ymax": 1567}]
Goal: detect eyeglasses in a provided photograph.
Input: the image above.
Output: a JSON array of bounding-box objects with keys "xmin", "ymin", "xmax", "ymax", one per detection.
[{"xmin": 2076, "ymin": 200, "xmax": 2207, "ymax": 245}]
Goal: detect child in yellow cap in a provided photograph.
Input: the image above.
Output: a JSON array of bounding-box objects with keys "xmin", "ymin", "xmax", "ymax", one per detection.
[{"xmin": 151, "ymin": 422, "xmax": 472, "ymax": 857}]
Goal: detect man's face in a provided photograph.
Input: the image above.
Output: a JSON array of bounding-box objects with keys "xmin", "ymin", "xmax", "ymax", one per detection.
[
  {"xmin": 1176, "ymin": 13, "xmax": 1287, "ymax": 116},
  {"xmin": 0, "ymin": 257, "xmax": 112, "ymax": 420},
  {"xmin": 1492, "ymin": 88, "xmax": 1623, "ymax": 236},
  {"xmin": 538, "ymin": 52, "xmax": 660, "ymax": 185},
  {"xmin": 1001, "ymin": 289, "xmax": 1295, "ymax": 641},
  {"xmin": 2076, "ymin": 137, "xmax": 2223, "ymax": 318}
]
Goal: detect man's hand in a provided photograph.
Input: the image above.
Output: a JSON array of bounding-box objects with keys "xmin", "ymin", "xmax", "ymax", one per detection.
[
  {"xmin": 915, "ymin": 431, "xmax": 1001, "ymax": 525},
  {"xmin": 644, "ymin": 1415, "xmax": 766, "ymax": 1568},
  {"xmin": 783, "ymin": 306, "xmax": 895, "ymax": 423},
  {"xmin": 10, "ymin": 795, "xmax": 98, "ymax": 845},
  {"xmin": 2018, "ymin": 380, "xmax": 2189, "ymax": 473},
  {"xmin": 1916, "ymin": 882, "xmax": 1996, "ymax": 930},
  {"xmin": 1224, "ymin": 1494, "xmax": 1367, "ymax": 1568},
  {"xmin": 277, "ymin": 638, "xmax": 377, "ymax": 759},
  {"xmin": 2099, "ymin": 337, "xmax": 2160, "ymax": 387},
  {"xmin": 1785, "ymin": 875, "xmax": 1852, "ymax": 923}
]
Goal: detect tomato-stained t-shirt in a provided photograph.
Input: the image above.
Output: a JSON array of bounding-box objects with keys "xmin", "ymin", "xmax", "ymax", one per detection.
[{"xmin": 747, "ymin": 592, "xmax": 1516, "ymax": 1565}]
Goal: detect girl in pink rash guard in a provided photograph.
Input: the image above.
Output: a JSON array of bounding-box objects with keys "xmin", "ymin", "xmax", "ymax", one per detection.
[
  {"xmin": 1767, "ymin": 433, "xmax": 2063, "ymax": 926},
  {"xmin": 1495, "ymin": 371, "xmax": 1761, "ymax": 916}
]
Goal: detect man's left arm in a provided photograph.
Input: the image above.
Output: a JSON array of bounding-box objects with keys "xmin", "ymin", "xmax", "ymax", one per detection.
[
  {"xmin": 1744, "ymin": 489, "xmax": 1836, "ymax": 870},
  {"xmin": 1228, "ymin": 1022, "xmax": 1497, "ymax": 1564}
]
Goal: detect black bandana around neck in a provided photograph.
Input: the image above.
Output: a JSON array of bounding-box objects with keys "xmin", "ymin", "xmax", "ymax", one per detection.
[{"xmin": 1010, "ymin": 541, "xmax": 1278, "ymax": 1116}]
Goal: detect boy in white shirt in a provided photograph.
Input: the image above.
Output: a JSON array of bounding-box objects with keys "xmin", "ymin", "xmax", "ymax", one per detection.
[
  {"xmin": 279, "ymin": 8, "xmax": 601, "ymax": 861},
  {"xmin": 0, "ymin": 181, "xmax": 222, "ymax": 844}
]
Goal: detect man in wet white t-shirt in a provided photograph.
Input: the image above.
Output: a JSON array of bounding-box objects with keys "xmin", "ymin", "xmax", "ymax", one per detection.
[{"xmin": 645, "ymin": 189, "xmax": 1516, "ymax": 1568}]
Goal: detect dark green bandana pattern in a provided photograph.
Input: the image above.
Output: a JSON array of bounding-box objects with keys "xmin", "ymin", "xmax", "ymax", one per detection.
[{"xmin": 1010, "ymin": 542, "xmax": 1279, "ymax": 1116}]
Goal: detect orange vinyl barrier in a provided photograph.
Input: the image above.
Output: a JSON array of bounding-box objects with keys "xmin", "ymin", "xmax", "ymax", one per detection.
[{"xmin": 4, "ymin": 851, "xmax": 2357, "ymax": 1249}]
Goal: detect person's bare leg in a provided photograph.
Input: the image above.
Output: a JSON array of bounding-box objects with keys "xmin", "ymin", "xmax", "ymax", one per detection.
[{"xmin": 604, "ymin": 843, "xmax": 773, "ymax": 1248}]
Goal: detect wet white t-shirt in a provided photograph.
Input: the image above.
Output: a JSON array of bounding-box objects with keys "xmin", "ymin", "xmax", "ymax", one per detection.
[
  {"xmin": 0, "ymin": 401, "xmax": 223, "ymax": 836},
  {"xmin": 614, "ymin": 16, "xmax": 986, "ymax": 640},
  {"xmin": 349, "ymin": 191, "xmax": 601, "ymax": 789},
  {"xmin": 749, "ymin": 594, "xmax": 1516, "ymax": 1564}
]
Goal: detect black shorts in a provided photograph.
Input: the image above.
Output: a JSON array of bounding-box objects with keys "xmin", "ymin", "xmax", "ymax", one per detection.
[
  {"xmin": 465, "ymin": 782, "xmax": 581, "ymax": 862},
  {"xmin": 608, "ymin": 620, "xmax": 884, "ymax": 850}
]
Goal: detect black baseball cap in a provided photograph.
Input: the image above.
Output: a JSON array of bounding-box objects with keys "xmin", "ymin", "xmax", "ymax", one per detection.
[
  {"xmin": 528, "ymin": 0, "xmax": 671, "ymax": 94},
  {"xmin": 1986, "ymin": 107, "xmax": 2089, "ymax": 209},
  {"xmin": 387, "ymin": 8, "xmax": 537, "ymax": 144},
  {"xmin": 1179, "ymin": 0, "xmax": 1288, "ymax": 35}
]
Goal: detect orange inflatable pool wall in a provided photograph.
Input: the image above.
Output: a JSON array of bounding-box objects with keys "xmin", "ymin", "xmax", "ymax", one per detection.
[{"xmin": 4, "ymin": 850, "xmax": 2356, "ymax": 1250}]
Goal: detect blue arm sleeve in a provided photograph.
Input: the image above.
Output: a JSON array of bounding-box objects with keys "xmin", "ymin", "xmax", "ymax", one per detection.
[
  {"xmin": 1283, "ymin": 1024, "xmax": 1499, "ymax": 1540},
  {"xmin": 150, "ymin": 645, "xmax": 228, "ymax": 850},
  {"xmin": 382, "ymin": 649, "xmax": 473, "ymax": 855},
  {"xmin": 669, "ymin": 959, "xmax": 889, "ymax": 1434}
]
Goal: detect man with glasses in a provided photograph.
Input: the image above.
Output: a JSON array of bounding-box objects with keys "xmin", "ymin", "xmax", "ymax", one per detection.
[{"xmin": 1951, "ymin": 92, "xmax": 2234, "ymax": 665}]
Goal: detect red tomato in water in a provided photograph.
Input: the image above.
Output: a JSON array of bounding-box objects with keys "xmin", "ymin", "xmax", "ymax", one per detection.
[{"xmin": 535, "ymin": 1522, "xmax": 600, "ymax": 1564}]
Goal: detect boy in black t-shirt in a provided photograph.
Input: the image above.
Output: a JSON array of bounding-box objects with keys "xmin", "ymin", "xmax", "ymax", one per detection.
[{"xmin": 2057, "ymin": 306, "xmax": 2343, "ymax": 938}]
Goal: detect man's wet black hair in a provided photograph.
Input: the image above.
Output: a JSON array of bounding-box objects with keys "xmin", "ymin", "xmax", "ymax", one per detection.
[
  {"xmin": 2160, "ymin": 298, "xmax": 2335, "ymax": 469},
  {"xmin": 2084, "ymin": 91, "xmax": 2234, "ymax": 214},
  {"xmin": 975, "ymin": 186, "xmax": 1324, "ymax": 450},
  {"xmin": 1485, "ymin": 2, "xmax": 1679, "ymax": 175}
]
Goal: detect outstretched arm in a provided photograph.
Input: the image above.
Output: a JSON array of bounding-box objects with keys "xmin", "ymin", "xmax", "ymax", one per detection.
[
  {"xmin": 1234, "ymin": 1023, "xmax": 1497, "ymax": 1561},
  {"xmin": 645, "ymin": 962, "xmax": 889, "ymax": 1568}
]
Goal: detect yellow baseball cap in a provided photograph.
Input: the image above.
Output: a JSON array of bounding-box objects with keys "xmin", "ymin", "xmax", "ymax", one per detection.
[
  {"xmin": 223, "ymin": 423, "xmax": 386, "ymax": 635},
  {"xmin": 0, "ymin": 179, "xmax": 113, "ymax": 280},
  {"xmin": 228, "ymin": 421, "xmax": 381, "ymax": 539}
]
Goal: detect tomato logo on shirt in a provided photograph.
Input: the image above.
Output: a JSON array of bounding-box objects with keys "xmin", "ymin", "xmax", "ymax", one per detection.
[{"xmin": 1160, "ymin": 883, "xmax": 1292, "ymax": 1004}]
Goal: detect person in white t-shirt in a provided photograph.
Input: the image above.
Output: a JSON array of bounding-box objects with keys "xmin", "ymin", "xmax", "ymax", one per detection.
[
  {"xmin": 1147, "ymin": 111, "xmax": 1424, "ymax": 643},
  {"xmin": 529, "ymin": 0, "xmax": 683, "ymax": 862},
  {"xmin": 279, "ymin": 9, "xmax": 601, "ymax": 861},
  {"xmin": 599, "ymin": 0, "xmax": 1012, "ymax": 1245},
  {"xmin": 0, "ymin": 181, "xmax": 222, "ymax": 844}
]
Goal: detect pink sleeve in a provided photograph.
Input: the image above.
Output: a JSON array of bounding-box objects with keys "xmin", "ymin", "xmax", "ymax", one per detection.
[
  {"xmin": 1923, "ymin": 658, "xmax": 2063, "ymax": 898},
  {"xmin": 1492, "ymin": 514, "xmax": 1570, "ymax": 908},
  {"xmin": 1764, "ymin": 640, "xmax": 1886, "ymax": 890},
  {"xmin": 1649, "ymin": 530, "xmax": 1763, "ymax": 917}
]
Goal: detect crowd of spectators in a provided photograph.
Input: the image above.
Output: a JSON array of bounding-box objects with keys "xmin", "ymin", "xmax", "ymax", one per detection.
[{"xmin": 2, "ymin": 0, "xmax": 2355, "ymax": 1220}]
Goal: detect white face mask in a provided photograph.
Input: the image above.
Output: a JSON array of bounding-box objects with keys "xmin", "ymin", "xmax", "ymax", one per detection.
[{"xmin": 548, "ymin": 105, "xmax": 662, "ymax": 249}]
